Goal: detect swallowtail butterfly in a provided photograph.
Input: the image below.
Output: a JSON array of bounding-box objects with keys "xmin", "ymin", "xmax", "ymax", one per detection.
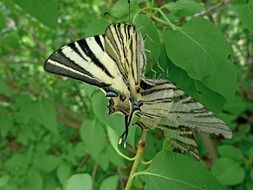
[{"xmin": 44, "ymin": 23, "xmax": 232, "ymax": 159}]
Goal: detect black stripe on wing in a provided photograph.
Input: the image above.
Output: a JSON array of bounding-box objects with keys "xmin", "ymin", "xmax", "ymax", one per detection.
[
  {"xmin": 94, "ymin": 35, "xmax": 104, "ymax": 51},
  {"xmin": 105, "ymin": 24, "xmax": 128, "ymax": 83},
  {"xmin": 139, "ymin": 78, "xmax": 232, "ymax": 138},
  {"xmin": 45, "ymin": 54, "xmax": 109, "ymax": 88},
  {"xmin": 44, "ymin": 35, "xmax": 112, "ymax": 88},
  {"xmin": 76, "ymin": 38, "xmax": 113, "ymax": 78},
  {"xmin": 46, "ymin": 50, "xmax": 90, "ymax": 77},
  {"xmin": 157, "ymin": 124, "xmax": 200, "ymax": 160},
  {"xmin": 68, "ymin": 42, "xmax": 88, "ymax": 62},
  {"xmin": 107, "ymin": 25, "xmax": 123, "ymax": 62}
]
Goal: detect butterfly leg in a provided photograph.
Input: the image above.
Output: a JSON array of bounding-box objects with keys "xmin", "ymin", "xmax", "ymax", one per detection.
[
  {"xmin": 118, "ymin": 101, "xmax": 143, "ymax": 147},
  {"xmin": 119, "ymin": 115, "xmax": 129, "ymax": 148}
]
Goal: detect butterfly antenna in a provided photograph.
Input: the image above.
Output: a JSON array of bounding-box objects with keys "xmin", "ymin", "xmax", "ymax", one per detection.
[
  {"xmin": 128, "ymin": 0, "xmax": 131, "ymax": 23},
  {"xmin": 104, "ymin": 12, "xmax": 118, "ymax": 21}
]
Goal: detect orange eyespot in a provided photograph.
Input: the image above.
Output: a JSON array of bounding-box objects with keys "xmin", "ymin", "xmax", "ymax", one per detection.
[{"xmin": 135, "ymin": 84, "xmax": 140, "ymax": 93}]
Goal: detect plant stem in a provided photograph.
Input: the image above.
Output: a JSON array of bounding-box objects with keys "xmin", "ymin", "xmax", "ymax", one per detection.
[
  {"xmin": 192, "ymin": 0, "xmax": 232, "ymax": 18},
  {"xmin": 149, "ymin": 14, "xmax": 171, "ymax": 27},
  {"xmin": 133, "ymin": 6, "xmax": 177, "ymax": 30},
  {"xmin": 125, "ymin": 129, "xmax": 148, "ymax": 190},
  {"xmin": 154, "ymin": 8, "xmax": 177, "ymax": 30}
]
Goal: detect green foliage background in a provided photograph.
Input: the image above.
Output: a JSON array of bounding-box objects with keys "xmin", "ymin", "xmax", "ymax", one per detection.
[{"xmin": 0, "ymin": 0, "xmax": 253, "ymax": 190}]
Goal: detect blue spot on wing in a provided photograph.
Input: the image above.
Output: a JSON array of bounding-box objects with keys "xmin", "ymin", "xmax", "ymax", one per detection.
[{"xmin": 106, "ymin": 91, "xmax": 118, "ymax": 97}]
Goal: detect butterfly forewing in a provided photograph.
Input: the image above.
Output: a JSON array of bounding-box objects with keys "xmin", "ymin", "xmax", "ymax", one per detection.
[
  {"xmin": 45, "ymin": 23, "xmax": 148, "ymax": 146},
  {"xmin": 104, "ymin": 23, "xmax": 146, "ymax": 87},
  {"xmin": 44, "ymin": 34, "xmax": 129, "ymax": 96}
]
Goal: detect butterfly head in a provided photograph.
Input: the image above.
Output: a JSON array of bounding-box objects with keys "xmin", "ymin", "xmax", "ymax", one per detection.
[
  {"xmin": 107, "ymin": 83, "xmax": 143, "ymax": 126},
  {"xmin": 107, "ymin": 85, "xmax": 143, "ymax": 146}
]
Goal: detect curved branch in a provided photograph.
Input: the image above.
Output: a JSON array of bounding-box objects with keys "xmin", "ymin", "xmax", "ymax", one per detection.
[
  {"xmin": 125, "ymin": 129, "xmax": 148, "ymax": 190},
  {"xmin": 193, "ymin": 0, "xmax": 232, "ymax": 18}
]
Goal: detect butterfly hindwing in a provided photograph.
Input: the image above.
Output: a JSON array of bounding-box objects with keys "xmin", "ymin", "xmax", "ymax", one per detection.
[
  {"xmin": 108, "ymin": 77, "xmax": 232, "ymax": 158},
  {"xmin": 45, "ymin": 23, "xmax": 147, "ymax": 99},
  {"xmin": 164, "ymin": 126, "xmax": 199, "ymax": 160},
  {"xmin": 139, "ymin": 78, "xmax": 232, "ymax": 138}
]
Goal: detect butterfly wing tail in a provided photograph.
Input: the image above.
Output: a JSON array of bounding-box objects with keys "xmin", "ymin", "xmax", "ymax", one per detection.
[{"xmin": 163, "ymin": 126, "xmax": 200, "ymax": 160}]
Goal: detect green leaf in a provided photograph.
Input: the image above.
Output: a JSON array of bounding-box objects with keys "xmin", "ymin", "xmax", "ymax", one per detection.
[
  {"xmin": 223, "ymin": 96, "xmax": 247, "ymax": 115},
  {"xmin": 250, "ymin": 168, "xmax": 253, "ymax": 181},
  {"xmin": 106, "ymin": 115, "xmax": 136, "ymax": 148},
  {"xmin": 165, "ymin": 17, "xmax": 226, "ymax": 79},
  {"xmin": 35, "ymin": 155, "xmax": 61, "ymax": 173},
  {"xmin": 211, "ymin": 157, "xmax": 245, "ymax": 185},
  {"xmin": 24, "ymin": 170, "xmax": 43, "ymax": 190},
  {"xmin": 217, "ymin": 145, "xmax": 244, "ymax": 161},
  {"xmin": 143, "ymin": 151, "xmax": 225, "ymax": 190},
  {"xmin": 106, "ymin": 126, "xmax": 133, "ymax": 160},
  {"xmin": 4, "ymin": 153, "xmax": 29, "ymax": 173},
  {"xmin": 0, "ymin": 77, "xmax": 11, "ymax": 96},
  {"xmin": 97, "ymin": 150, "xmax": 110, "ymax": 171},
  {"xmin": 16, "ymin": 96, "xmax": 58, "ymax": 132},
  {"xmin": 233, "ymin": 0, "xmax": 248, "ymax": 4},
  {"xmin": 107, "ymin": 126, "xmax": 121, "ymax": 153},
  {"xmin": 165, "ymin": 0, "xmax": 205, "ymax": 17},
  {"xmin": 105, "ymin": 114, "xmax": 124, "ymax": 132},
  {"xmin": 66, "ymin": 174, "xmax": 92, "ymax": 190},
  {"xmin": 99, "ymin": 176, "xmax": 119, "ymax": 190},
  {"xmin": 159, "ymin": 45, "xmax": 226, "ymax": 112},
  {"xmin": 0, "ymin": 175, "xmax": 10, "ymax": 187},
  {"xmin": 43, "ymin": 174, "xmax": 60, "ymax": 190},
  {"xmin": 191, "ymin": 79, "xmax": 226, "ymax": 113},
  {"xmin": 57, "ymin": 163, "xmax": 71, "ymax": 186},
  {"xmin": 0, "ymin": 115, "xmax": 13, "ymax": 138},
  {"xmin": 134, "ymin": 15, "xmax": 161, "ymax": 65},
  {"xmin": 91, "ymin": 91, "xmax": 108, "ymax": 123},
  {"xmin": 80, "ymin": 119, "xmax": 106, "ymax": 160},
  {"xmin": 83, "ymin": 85, "xmax": 97, "ymax": 98},
  {"xmin": 240, "ymin": 3, "xmax": 253, "ymax": 32},
  {"xmin": 0, "ymin": 31, "xmax": 20, "ymax": 53},
  {"xmin": 26, "ymin": 100, "xmax": 58, "ymax": 133},
  {"xmin": 0, "ymin": 13, "xmax": 6, "ymax": 29},
  {"xmin": 247, "ymin": 147, "xmax": 253, "ymax": 159},
  {"xmin": 106, "ymin": 146, "xmax": 125, "ymax": 167},
  {"xmin": 202, "ymin": 59, "xmax": 237, "ymax": 103},
  {"xmin": 110, "ymin": 0, "xmax": 139, "ymax": 19},
  {"xmin": 74, "ymin": 142, "xmax": 87, "ymax": 158},
  {"xmin": 247, "ymin": 183, "xmax": 253, "ymax": 190},
  {"xmin": 106, "ymin": 125, "xmax": 135, "ymax": 161},
  {"xmin": 165, "ymin": 18, "xmax": 236, "ymax": 102},
  {"xmin": 85, "ymin": 19, "xmax": 109, "ymax": 37},
  {"xmin": 13, "ymin": 0, "xmax": 58, "ymax": 28},
  {"xmin": 111, "ymin": 0, "xmax": 130, "ymax": 18}
]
